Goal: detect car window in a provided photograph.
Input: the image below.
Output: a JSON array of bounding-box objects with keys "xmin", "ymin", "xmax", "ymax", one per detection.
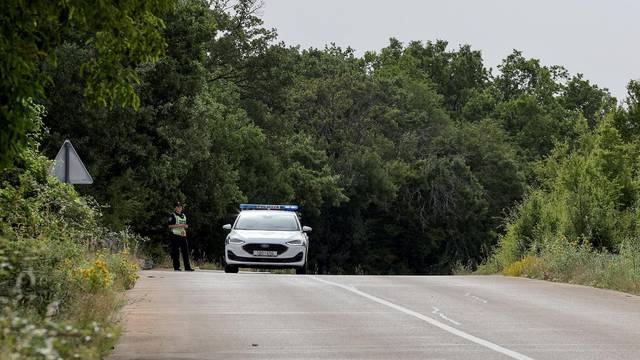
[{"xmin": 235, "ymin": 212, "xmax": 300, "ymax": 231}]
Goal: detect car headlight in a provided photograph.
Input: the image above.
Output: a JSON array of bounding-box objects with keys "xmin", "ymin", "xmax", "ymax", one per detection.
[
  {"xmin": 226, "ymin": 237, "xmax": 245, "ymax": 245},
  {"xmin": 286, "ymin": 239, "xmax": 304, "ymax": 246}
]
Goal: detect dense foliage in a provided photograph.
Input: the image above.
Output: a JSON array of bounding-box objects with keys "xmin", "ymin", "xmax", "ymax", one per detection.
[
  {"xmin": 479, "ymin": 113, "xmax": 640, "ymax": 292},
  {"xmin": 32, "ymin": 0, "xmax": 638, "ymax": 275},
  {"xmin": 1, "ymin": 1, "xmax": 170, "ymax": 357},
  {"xmin": 0, "ymin": 105, "xmax": 142, "ymax": 358},
  {"xmin": 0, "ymin": 0, "xmax": 172, "ymax": 168}
]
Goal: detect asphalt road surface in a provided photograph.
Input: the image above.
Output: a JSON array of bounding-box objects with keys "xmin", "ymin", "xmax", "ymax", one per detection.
[{"xmin": 108, "ymin": 270, "xmax": 640, "ymax": 360}]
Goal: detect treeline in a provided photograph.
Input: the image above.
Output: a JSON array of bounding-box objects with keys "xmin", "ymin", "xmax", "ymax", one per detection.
[{"xmin": 34, "ymin": 0, "xmax": 639, "ymax": 274}]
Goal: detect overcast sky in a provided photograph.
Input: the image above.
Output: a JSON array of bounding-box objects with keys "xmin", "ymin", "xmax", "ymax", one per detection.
[{"xmin": 260, "ymin": 0, "xmax": 639, "ymax": 100}]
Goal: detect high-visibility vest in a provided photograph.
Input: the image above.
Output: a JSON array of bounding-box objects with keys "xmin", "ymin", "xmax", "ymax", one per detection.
[{"xmin": 171, "ymin": 213, "xmax": 187, "ymax": 236}]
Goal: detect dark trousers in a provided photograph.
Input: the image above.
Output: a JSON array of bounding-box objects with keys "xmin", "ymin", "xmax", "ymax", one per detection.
[{"xmin": 170, "ymin": 234, "xmax": 192, "ymax": 270}]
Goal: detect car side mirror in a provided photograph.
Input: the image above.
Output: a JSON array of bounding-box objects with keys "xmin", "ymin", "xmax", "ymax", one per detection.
[
  {"xmin": 222, "ymin": 224, "xmax": 232, "ymax": 230},
  {"xmin": 302, "ymin": 226, "xmax": 312, "ymax": 232}
]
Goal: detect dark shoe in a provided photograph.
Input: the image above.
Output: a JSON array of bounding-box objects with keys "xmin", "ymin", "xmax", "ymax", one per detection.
[
  {"xmin": 174, "ymin": 269, "xmax": 182, "ymax": 271},
  {"xmin": 185, "ymin": 268, "xmax": 195, "ymax": 272}
]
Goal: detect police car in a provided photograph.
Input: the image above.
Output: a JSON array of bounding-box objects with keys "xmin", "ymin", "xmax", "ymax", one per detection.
[{"xmin": 222, "ymin": 204, "xmax": 311, "ymax": 274}]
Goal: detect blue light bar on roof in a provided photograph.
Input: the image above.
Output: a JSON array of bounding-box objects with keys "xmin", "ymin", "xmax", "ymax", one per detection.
[{"xmin": 240, "ymin": 204, "xmax": 299, "ymax": 211}]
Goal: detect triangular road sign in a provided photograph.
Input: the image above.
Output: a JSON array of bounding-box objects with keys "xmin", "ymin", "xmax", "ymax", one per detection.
[{"xmin": 50, "ymin": 140, "xmax": 93, "ymax": 184}]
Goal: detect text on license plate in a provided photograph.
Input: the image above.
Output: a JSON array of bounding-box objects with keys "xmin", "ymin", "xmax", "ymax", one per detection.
[{"xmin": 253, "ymin": 250, "xmax": 278, "ymax": 257}]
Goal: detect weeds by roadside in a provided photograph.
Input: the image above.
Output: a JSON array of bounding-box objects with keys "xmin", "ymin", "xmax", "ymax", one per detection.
[
  {"xmin": 491, "ymin": 240, "xmax": 640, "ymax": 294},
  {"xmin": 0, "ymin": 238, "xmax": 140, "ymax": 359},
  {"xmin": 0, "ymin": 119, "xmax": 142, "ymax": 359}
]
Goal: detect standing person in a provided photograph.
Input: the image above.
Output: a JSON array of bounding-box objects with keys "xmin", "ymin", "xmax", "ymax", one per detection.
[{"xmin": 168, "ymin": 201, "xmax": 194, "ymax": 271}]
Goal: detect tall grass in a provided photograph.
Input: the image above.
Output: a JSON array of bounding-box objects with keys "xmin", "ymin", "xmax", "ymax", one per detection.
[{"xmin": 495, "ymin": 240, "xmax": 640, "ymax": 294}]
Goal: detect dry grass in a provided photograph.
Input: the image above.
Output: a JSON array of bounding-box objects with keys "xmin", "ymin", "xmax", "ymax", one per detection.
[
  {"xmin": 502, "ymin": 255, "xmax": 543, "ymax": 277},
  {"xmin": 492, "ymin": 243, "xmax": 640, "ymax": 295}
]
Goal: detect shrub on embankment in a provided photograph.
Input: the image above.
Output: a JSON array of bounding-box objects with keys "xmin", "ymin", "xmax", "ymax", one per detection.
[
  {"xmin": 0, "ymin": 109, "xmax": 142, "ymax": 359},
  {"xmin": 478, "ymin": 117, "xmax": 640, "ymax": 294}
]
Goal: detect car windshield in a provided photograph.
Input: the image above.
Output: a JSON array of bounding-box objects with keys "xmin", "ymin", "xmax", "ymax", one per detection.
[{"xmin": 235, "ymin": 212, "xmax": 299, "ymax": 231}]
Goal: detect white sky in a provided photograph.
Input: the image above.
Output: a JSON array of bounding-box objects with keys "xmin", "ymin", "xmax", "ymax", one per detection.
[{"xmin": 260, "ymin": 0, "xmax": 640, "ymax": 100}]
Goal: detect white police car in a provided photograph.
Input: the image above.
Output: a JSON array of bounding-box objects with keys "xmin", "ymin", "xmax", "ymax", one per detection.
[{"xmin": 222, "ymin": 204, "xmax": 311, "ymax": 274}]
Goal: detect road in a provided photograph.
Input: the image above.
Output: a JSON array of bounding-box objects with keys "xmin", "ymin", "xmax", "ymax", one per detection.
[{"xmin": 108, "ymin": 270, "xmax": 640, "ymax": 360}]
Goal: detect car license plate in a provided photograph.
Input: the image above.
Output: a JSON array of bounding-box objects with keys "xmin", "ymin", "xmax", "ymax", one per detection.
[{"xmin": 253, "ymin": 250, "xmax": 278, "ymax": 257}]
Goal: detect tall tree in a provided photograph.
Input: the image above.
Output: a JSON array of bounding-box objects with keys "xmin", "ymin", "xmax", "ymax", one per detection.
[{"xmin": 0, "ymin": 0, "xmax": 172, "ymax": 167}]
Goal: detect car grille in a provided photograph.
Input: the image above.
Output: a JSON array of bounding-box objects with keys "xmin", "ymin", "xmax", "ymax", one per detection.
[
  {"xmin": 227, "ymin": 251, "xmax": 303, "ymax": 263},
  {"xmin": 242, "ymin": 243, "xmax": 288, "ymax": 255}
]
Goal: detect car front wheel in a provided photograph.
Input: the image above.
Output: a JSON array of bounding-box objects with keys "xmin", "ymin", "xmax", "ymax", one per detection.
[
  {"xmin": 296, "ymin": 263, "xmax": 307, "ymax": 275},
  {"xmin": 224, "ymin": 264, "xmax": 239, "ymax": 273}
]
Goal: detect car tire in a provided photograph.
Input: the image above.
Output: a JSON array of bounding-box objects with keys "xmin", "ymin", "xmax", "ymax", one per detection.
[
  {"xmin": 296, "ymin": 263, "xmax": 307, "ymax": 275},
  {"xmin": 224, "ymin": 264, "xmax": 238, "ymax": 273}
]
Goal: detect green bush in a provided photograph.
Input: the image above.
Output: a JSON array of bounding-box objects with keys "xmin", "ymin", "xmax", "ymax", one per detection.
[
  {"xmin": 0, "ymin": 305, "xmax": 120, "ymax": 359},
  {"xmin": 482, "ymin": 117, "xmax": 640, "ymax": 293},
  {"xmin": 0, "ymin": 108, "xmax": 142, "ymax": 358},
  {"xmin": 106, "ymin": 251, "xmax": 140, "ymax": 290}
]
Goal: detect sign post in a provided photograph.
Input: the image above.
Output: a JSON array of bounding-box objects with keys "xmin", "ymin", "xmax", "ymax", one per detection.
[
  {"xmin": 64, "ymin": 141, "xmax": 69, "ymax": 183},
  {"xmin": 50, "ymin": 139, "xmax": 93, "ymax": 184}
]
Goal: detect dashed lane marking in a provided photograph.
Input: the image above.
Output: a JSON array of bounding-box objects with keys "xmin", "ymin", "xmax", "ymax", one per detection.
[
  {"xmin": 465, "ymin": 292, "xmax": 489, "ymax": 304},
  {"xmin": 432, "ymin": 307, "xmax": 462, "ymax": 326}
]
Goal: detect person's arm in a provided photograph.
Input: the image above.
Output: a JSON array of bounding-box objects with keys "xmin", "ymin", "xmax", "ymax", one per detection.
[
  {"xmin": 168, "ymin": 216, "xmax": 179, "ymax": 229},
  {"xmin": 167, "ymin": 216, "xmax": 188, "ymax": 228}
]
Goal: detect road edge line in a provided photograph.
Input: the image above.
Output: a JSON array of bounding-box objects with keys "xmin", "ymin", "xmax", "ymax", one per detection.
[{"xmin": 311, "ymin": 276, "xmax": 534, "ymax": 360}]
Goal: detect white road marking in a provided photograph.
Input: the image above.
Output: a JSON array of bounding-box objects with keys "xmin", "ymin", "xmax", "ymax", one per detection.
[
  {"xmin": 465, "ymin": 292, "xmax": 489, "ymax": 304},
  {"xmin": 312, "ymin": 276, "xmax": 535, "ymax": 360},
  {"xmin": 432, "ymin": 306, "xmax": 462, "ymax": 326}
]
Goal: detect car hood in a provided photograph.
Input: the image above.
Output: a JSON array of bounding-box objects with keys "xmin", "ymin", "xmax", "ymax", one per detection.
[{"xmin": 230, "ymin": 230, "xmax": 302, "ymax": 243}]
